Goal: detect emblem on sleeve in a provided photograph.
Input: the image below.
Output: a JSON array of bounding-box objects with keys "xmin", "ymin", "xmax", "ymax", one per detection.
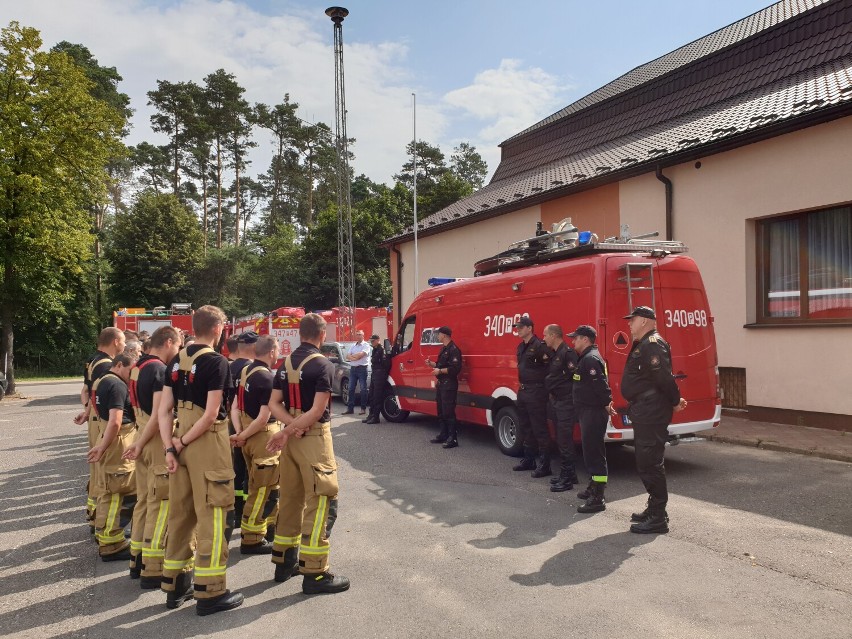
[
  {"xmin": 589, "ymin": 368, "xmax": 597, "ymax": 375},
  {"xmin": 650, "ymin": 356, "xmax": 660, "ymax": 366}
]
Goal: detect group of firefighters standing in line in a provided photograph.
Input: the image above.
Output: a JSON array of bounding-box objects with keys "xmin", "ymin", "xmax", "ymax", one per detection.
[
  {"xmin": 77, "ymin": 302, "xmax": 684, "ymax": 617},
  {"xmin": 422, "ymin": 308, "xmax": 687, "ymax": 533},
  {"xmin": 78, "ymin": 308, "xmax": 349, "ymax": 617}
]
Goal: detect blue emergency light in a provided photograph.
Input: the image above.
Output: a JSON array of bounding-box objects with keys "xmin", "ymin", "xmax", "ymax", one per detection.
[{"xmin": 428, "ymin": 277, "xmax": 465, "ymax": 287}]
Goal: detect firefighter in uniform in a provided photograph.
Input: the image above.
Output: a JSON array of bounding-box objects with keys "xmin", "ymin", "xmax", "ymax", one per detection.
[
  {"xmin": 267, "ymin": 313, "xmax": 350, "ymax": 594},
  {"xmin": 87, "ymin": 353, "xmax": 136, "ymax": 560},
  {"xmin": 229, "ymin": 331, "xmax": 258, "ymax": 530},
  {"xmin": 569, "ymin": 325, "xmax": 616, "ymax": 513},
  {"xmin": 621, "ymin": 306, "xmax": 687, "ymax": 534},
  {"xmin": 121, "ymin": 326, "xmax": 181, "ymax": 587},
  {"xmin": 512, "ymin": 316, "xmax": 552, "ymax": 477},
  {"xmin": 363, "ymin": 334, "xmax": 388, "ymax": 424},
  {"xmin": 230, "ymin": 334, "xmax": 281, "ymax": 553},
  {"xmin": 157, "ymin": 305, "xmax": 244, "ymax": 616},
  {"xmin": 542, "ymin": 324, "xmax": 580, "ymax": 492},
  {"xmin": 425, "ymin": 326, "xmax": 463, "ymax": 448},
  {"xmin": 76, "ymin": 327, "xmax": 126, "ymax": 525}
]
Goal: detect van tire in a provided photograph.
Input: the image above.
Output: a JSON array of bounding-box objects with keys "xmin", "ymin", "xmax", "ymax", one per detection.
[
  {"xmin": 381, "ymin": 390, "xmax": 409, "ymax": 423},
  {"xmin": 494, "ymin": 406, "xmax": 524, "ymax": 457},
  {"xmin": 340, "ymin": 377, "xmax": 349, "ymax": 407}
]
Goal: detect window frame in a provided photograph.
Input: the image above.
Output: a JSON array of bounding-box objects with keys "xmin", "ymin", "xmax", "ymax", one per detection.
[{"xmin": 755, "ymin": 206, "xmax": 852, "ymax": 326}]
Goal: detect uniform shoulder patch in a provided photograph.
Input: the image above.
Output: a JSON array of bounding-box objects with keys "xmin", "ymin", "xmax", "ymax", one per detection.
[{"xmin": 648, "ymin": 335, "xmax": 658, "ymax": 343}]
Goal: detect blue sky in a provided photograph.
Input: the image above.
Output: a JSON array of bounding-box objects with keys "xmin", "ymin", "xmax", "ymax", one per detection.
[{"xmin": 8, "ymin": 0, "xmax": 772, "ymax": 183}]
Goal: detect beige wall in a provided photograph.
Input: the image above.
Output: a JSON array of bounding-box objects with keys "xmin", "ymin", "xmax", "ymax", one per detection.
[
  {"xmin": 623, "ymin": 117, "xmax": 852, "ymax": 414},
  {"xmin": 395, "ymin": 205, "xmax": 541, "ymax": 316}
]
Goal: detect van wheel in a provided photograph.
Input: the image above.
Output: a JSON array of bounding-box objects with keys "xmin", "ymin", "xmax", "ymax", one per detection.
[
  {"xmin": 381, "ymin": 391, "xmax": 409, "ymax": 423},
  {"xmin": 340, "ymin": 377, "xmax": 349, "ymax": 406},
  {"xmin": 494, "ymin": 406, "xmax": 524, "ymax": 457}
]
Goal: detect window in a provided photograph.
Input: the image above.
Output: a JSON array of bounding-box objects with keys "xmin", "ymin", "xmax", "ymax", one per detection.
[
  {"xmin": 757, "ymin": 206, "xmax": 852, "ymax": 323},
  {"xmin": 396, "ymin": 316, "xmax": 417, "ymax": 352}
]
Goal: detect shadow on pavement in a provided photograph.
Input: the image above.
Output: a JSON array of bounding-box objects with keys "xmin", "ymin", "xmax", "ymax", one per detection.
[{"xmin": 24, "ymin": 394, "xmax": 81, "ymax": 407}]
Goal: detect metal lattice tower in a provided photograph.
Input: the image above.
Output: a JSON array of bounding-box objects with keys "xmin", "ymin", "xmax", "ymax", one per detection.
[{"xmin": 327, "ymin": 6, "xmax": 355, "ymax": 340}]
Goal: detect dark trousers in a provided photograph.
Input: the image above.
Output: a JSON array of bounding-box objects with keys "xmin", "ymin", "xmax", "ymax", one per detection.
[
  {"xmin": 368, "ymin": 371, "xmax": 388, "ymax": 416},
  {"xmin": 633, "ymin": 420, "xmax": 668, "ymax": 513},
  {"xmin": 436, "ymin": 380, "xmax": 458, "ymax": 439},
  {"xmin": 577, "ymin": 406, "xmax": 608, "ymax": 481},
  {"xmin": 229, "ymin": 421, "xmax": 249, "ymax": 519},
  {"xmin": 516, "ymin": 386, "xmax": 550, "ymax": 458},
  {"xmin": 548, "ymin": 396, "xmax": 577, "ymax": 472}
]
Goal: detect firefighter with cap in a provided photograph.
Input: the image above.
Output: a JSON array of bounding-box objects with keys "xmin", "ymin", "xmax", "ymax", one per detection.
[
  {"xmin": 157, "ymin": 305, "xmax": 244, "ymax": 615},
  {"xmin": 512, "ymin": 316, "xmax": 552, "ymax": 477},
  {"xmin": 425, "ymin": 326, "xmax": 463, "ymax": 448},
  {"xmin": 75, "ymin": 327, "xmax": 126, "ymax": 526},
  {"xmin": 267, "ymin": 313, "xmax": 350, "ymax": 594},
  {"xmin": 542, "ymin": 324, "xmax": 580, "ymax": 492},
  {"xmin": 87, "ymin": 352, "xmax": 136, "ymax": 561},
  {"xmin": 121, "ymin": 325, "xmax": 181, "ymax": 587},
  {"xmin": 621, "ymin": 306, "xmax": 687, "ymax": 534},
  {"xmin": 229, "ymin": 331, "xmax": 258, "ymax": 530},
  {"xmin": 569, "ymin": 324, "xmax": 617, "ymax": 513},
  {"xmin": 364, "ymin": 334, "xmax": 388, "ymax": 424},
  {"xmin": 230, "ymin": 334, "xmax": 281, "ymax": 554}
]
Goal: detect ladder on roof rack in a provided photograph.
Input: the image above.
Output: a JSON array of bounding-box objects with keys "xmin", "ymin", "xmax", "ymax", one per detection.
[{"xmin": 620, "ymin": 263, "xmax": 656, "ymax": 315}]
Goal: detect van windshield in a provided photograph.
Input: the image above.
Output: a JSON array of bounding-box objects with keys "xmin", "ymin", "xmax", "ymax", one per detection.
[{"xmin": 397, "ymin": 316, "xmax": 417, "ymax": 353}]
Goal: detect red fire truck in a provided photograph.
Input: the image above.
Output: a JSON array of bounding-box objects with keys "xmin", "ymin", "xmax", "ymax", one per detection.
[
  {"xmin": 113, "ymin": 303, "xmax": 195, "ymax": 335},
  {"xmin": 382, "ymin": 225, "xmax": 722, "ymax": 456}
]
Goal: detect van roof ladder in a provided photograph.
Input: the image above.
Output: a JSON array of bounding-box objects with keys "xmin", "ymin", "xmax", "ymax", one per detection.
[{"xmin": 619, "ymin": 263, "xmax": 655, "ymax": 315}]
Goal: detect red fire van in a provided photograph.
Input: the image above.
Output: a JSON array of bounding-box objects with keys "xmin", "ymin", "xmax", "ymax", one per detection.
[{"xmin": 382, "ymin": 230, "xmax": 721, "ymax": 456}]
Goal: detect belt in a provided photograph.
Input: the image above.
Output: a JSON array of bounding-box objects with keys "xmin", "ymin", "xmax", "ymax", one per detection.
[
  {"xmin": 302, "ymin": 421, "xmax": 331, "ymax": 437},
  {"xmin": 633, "ymin": 388, "xmax": 660, "ymax": 401},
  {"xmin": 519, "ymin": 382, "xmax": 545, "ymax": 390}
]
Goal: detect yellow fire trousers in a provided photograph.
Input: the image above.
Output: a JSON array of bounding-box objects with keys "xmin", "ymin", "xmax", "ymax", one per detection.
[
  {"xmin": 86, "ymin": 416, "xmax": 103, "ymax": 521},
  {"xmin": 94, "ymin": 423, "xmax": 136, "ymax": 556},
  {"xmin": 272, "ymin": 422, "xmax": 338, "ymax": 574},
  {"xmin": 162, "ymin": 410, "xmax": 234, "ymax": 600},
  {"xmin": 239, "ymin": 422, "xmax": 281, "ymax": 545}
]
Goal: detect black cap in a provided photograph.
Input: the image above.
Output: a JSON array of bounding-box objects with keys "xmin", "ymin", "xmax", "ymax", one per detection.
[
  {"xmin": 568, "ymin": 325, "xmax": 597, "ymax": 340},
  {"xmin": 437, "ymin": 326, "xmax": 452, "ymax": 337},
  {"xmin": 623, "ymin": 306, "xmax": 656, "ymax": 320},
  {"xmin": 512, "ymin": 316, "xmax": 533, "ymax": 328},
  {"xmin": 369, "ymin": 334, "xmax": 381, "ymax": 340},
  {"xmin": 236, "ymin": 331, "xmax": 259, "ymax": 344}
]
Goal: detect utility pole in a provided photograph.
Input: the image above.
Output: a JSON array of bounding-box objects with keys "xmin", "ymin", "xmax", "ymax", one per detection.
[
  {"xmin": 412, "ymin": 93, "xmax": 419, "ymax": 296},
  {"xmin": 327, "ymin": 6, "xmax": 356, "ymax": 340}
]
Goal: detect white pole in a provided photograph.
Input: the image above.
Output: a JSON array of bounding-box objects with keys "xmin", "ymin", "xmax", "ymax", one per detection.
[{"xmin": 412, "ymin": 92, "xmax": 419, "ymax": 296}]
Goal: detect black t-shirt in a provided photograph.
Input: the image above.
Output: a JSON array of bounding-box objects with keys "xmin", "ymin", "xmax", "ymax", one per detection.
[
  {"xmin": 239, "ymin": 361, "xmax": 275, "ymax": 422},
  {"xmin": 228, "ymin": 358, "xmax": 252, "ymax": 406},
  {"xmin": 84, "ymin": 350, "xmax": 113, "ymax": 395},
  {"xmin": 131, "ymin": 354, "xmax": 166, "ymax": 416},
  {"xmin": 165, "ymin": 344, "xmax": 231, "ymax": 421},
  {"xmin": 94, "ymin": 372, "xmax": 134, "ymax": 424},
  {"xmin": 273, "ymin": 344, "xmax": 335, "ymax": 423}
]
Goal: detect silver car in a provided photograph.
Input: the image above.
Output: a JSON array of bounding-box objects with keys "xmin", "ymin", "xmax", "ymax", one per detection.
[{"xmin": 321, "ymin": 341, "xmax": 372, "ymax": 406}]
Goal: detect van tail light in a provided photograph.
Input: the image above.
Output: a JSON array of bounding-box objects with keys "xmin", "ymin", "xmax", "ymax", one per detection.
[
  {"xmin": 608, "ymin": 431, "xmax": 623, "ymax": 439},
  {"xmin": 714, "ymin": 365, "xmax": 721, "ymax": 403}
]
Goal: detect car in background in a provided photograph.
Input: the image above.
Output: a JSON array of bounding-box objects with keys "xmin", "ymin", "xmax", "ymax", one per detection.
[{"xmin": 321, "ymin": 341, "xmax": 372, "ymax": 406}]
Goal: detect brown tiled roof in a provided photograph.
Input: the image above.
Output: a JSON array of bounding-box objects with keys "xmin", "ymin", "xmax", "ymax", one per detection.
[{"xmin": 384, "ymin": 0, "xmax": 852, "ymax": 245}]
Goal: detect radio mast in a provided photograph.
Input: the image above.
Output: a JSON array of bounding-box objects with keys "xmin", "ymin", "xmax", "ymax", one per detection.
[{"xmin": 326, "ymin": 6, "xmax": 355, "ymax": 340}]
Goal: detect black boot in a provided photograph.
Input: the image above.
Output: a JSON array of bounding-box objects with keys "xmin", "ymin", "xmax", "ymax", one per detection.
[
  {"xmin": 166, "ymin": 573, "xmax": 194, "ymax": 609},
  {"xmin": 140, "ymin": 575, "xmax": 161, "ymax": 589},
  {"xmin": 631, "ymin": 501, "xmax": 651, "ymax": 523},
  {"xmin": 577, "ymin": 479, "xmax": 594, "ymax": 500},
  {"xmin": 531, "ymin": 455, "xmax": 552, "ymax": 478},
  {"xmin": 430, "ymin": 420, "xmax": 449, "ymax": 444},
  {"xmin": 302, "ymin": 571, "xmax": 351, "ymax": 594},
  {"xmin": 364, "ymin": 414, "xmax": 380, "ymax": 424},
  {"xmin": 630, "ymin": 511, "xmax": 669, "ymax": 534},
  {"xmin": 443, "ymin": 419, "xmax": 459, "ymax": 448},
  {"xmin": 442, "ymin": 437, "xmax": 458, "ymax": 449},
  {"xmin": 274, "ymin": 547, "xmax": 300, "ymax": 582},
  {"xmin": 513, "ymin": 447, "xmax": 537, "ymax": 471},
  {"xmin": 101, "ymin": 546, "xmax": 132, "ymax": 562},
  {"xmin": 129, "ymin": 553, "xmax": 142, "ymax": 579},
  {"xmin": 196, "ymin": 590, "xmax": 244, "ymax": 616},
  {"xmin": 550, "ymin": 467, "xmax": 576, "ymax": 492},
  {"xmin": 240, "ymin": 538, "xmax": 274, "ymax": 555},
  {"xmin": 577, "ymin": 481, "xmax": 606, "ymax": 513},
  {"xmin": 265, "ymin": 524, "xmax": 276, "ymax": 543}
]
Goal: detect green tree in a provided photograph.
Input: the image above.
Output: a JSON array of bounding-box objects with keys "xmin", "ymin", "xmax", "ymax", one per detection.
[
  {"xmin": 104, "ymin": 191, "xmax": 203, "ymax": 307},
  {"xmin": 0, "ymin": 23, "xmax": 125, "ymax": 392},
  {"xmin": 148, "ymin": 79, "xmax": 199, "ymax": 195},
  {"xmin": 130, "ymin": 142, "xmax": 171, "ymax": 194},
  {"xmin": 450, "ymin": 142, "xmax": 488, "ymax": 190},
  {"xmin": 191, "ymin": 245, "xmax": 259, "ymax": 317}
]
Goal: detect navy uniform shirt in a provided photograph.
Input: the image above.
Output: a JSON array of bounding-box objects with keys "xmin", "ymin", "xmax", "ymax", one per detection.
[
  {"xmin": 572, "ymin": 345, "xmax": 613, "ymax": 408},
  {"xmin": 517, "ymin": 335, "xmax": 549, "ymax": 385},
  {"xmin": 621, "ymin": 329, "xmax": 681, "ymax": 424},
  {"xmin": 545, "ymin": 341, "xmax": 579, "ymax": 401},
  {"xmin": 435, "ymin": 340, "xmax": 462, "ymax": 384}
]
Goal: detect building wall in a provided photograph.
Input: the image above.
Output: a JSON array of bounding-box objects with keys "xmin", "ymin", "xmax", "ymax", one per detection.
[
  {"xmin": 623, "ymin": 116, "xmax": 852, "ymax": 420},
  {"xmin": 541, "ymin": 182, "xmax": 621, "ymax": 239}
]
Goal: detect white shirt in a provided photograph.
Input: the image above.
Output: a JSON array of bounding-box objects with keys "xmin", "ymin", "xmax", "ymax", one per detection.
[{"xmin": 348, "ymin": 341, "xmax": 371, "ymax": 367}]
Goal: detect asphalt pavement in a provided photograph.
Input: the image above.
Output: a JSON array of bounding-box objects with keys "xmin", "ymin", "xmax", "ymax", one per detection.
[{"xmin": 0, "ymin": 381, "xmax": 850, "ymax": 639}]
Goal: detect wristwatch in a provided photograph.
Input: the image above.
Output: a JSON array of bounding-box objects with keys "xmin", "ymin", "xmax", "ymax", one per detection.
[{"xmin": 165, "ymin": 446, "xmax": 178, "ymax": 456}]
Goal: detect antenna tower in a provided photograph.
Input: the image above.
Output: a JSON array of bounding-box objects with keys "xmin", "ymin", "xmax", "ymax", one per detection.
[{"xmin": 326, "ymin": 6, "xmax": 355, "ymax": 340}]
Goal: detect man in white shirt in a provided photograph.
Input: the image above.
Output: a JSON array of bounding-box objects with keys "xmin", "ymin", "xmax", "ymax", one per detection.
[{"xmin": 342, "ymin": 331, "xmax": 370, "ymax": 415}]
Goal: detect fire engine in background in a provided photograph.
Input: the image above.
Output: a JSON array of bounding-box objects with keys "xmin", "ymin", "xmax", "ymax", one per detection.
[
  {"xmin": 382, "ymin": 220, "xmax": 722, "ymax": 456},
  {"xmin": 113, "ymin": 303, "xmax": 194, "ymax": 335}
]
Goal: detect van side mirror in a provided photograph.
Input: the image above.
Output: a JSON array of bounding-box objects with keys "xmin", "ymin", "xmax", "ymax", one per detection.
[{"xmin": 384, "ymin": 338, "xmax": 392, "ymax": 355}]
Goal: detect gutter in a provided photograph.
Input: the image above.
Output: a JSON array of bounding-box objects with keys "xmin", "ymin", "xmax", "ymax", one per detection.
[
  {"xmin": 655, "ymin": 166, "xmax": 673, "ymax": 240},
  {"xmin": 391, "ymin": 244, "xmax": 403, "ymax": 325}
]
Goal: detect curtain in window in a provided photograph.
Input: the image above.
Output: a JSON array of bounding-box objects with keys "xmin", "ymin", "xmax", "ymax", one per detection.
[
  {"xmin": 808, "ymin": 207, "xmax": 852, "ymax": 318},
  {"xmin": 766, "ymin": 218, "xmax": 799, "ymax": 317}
]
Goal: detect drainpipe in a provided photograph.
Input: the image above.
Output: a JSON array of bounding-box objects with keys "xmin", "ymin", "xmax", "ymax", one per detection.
[
  {"xmin": 655, "ymin": 165, "xmax": 673, "ymax": 240},
  {"xmin": 391, "ymin": 244, "xmax": 403, "ymax": 329}
]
